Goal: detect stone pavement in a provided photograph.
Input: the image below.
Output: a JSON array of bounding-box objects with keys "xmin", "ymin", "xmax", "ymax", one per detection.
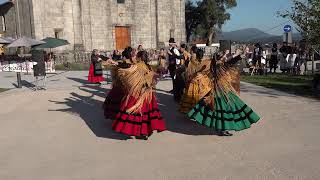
[{"xmin": 0, "ymin": 71, "xmax": 320, "ymax": 180}]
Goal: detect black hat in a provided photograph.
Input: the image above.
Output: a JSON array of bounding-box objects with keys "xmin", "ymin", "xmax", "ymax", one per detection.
[{"xmin": 169, "ymin": 38, "xmax": 175, "ymax": 44}]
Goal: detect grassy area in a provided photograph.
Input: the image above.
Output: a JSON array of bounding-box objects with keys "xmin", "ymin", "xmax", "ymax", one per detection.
[
  {"xmin": 241, "ymin": 74, "xmax": 319, "ymax": 98},
  {"xmin": 0, "ymin": 88, "xmax": 9, "ymax": 93}
]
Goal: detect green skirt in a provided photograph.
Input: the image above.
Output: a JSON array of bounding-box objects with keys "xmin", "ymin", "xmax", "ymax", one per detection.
[{"xmin": 188, "ymin": 92, "xmax": 260, "ymax": 131}]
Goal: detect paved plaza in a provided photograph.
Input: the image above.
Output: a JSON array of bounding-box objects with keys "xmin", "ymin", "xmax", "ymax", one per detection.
[{"xmin": 0, "ymin": 71, "xmax": 320, "ymax": 180}]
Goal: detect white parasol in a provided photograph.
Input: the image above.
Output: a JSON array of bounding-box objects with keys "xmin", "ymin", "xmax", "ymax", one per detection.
[{"xmin": 7, "ymin": 36, "xmax": 45, "ymax": 48}]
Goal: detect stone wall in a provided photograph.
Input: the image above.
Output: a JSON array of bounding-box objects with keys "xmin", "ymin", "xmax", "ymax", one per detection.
[
  {"xmin": 4, "ymin": 0, "xmax": 186, "ymax": 52},
  {"xmin": 3, "ymin": 0, "xmax": 34, "ymax": 38},
  {"xmin": 31, "ymin": 0, "xmax": 76, "ymax": 50},
  {"xmin": 156, "ymin": 0, "xmax": 186, "ymax": 46}
]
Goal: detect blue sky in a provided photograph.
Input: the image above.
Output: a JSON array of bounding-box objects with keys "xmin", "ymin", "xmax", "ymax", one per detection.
[
  {"xmin": 0, "ymin": 0, "xmax": 12, "ymax": 5},
  {"xmin": 193, "ymin": 0, "xmax": 296, "ymax": 35}
]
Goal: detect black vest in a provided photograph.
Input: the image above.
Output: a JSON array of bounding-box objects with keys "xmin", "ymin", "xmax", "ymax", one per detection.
[{"xmin": 168, "ymin": 48, "xmax": 177, "ymax": 64}]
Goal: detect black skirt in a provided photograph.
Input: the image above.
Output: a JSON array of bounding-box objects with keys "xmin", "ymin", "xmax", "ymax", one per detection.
[
  {"xmin": 93, "ymin": 62, "xmax": 103, "ymax": 76},
  {"xmin": 270, "ymin": 55, "xmax": 278, "ymax": 64},
  {"xmin": 33, "ymin": 62, "xmax": 46, "ymax": 76}
]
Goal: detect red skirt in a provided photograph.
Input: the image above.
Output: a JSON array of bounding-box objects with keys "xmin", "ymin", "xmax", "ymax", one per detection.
[
  {"xmin": 112, "ymin": 93, "xmax": 166, "ymax": 137},
  {"xmin": 88, "ymin": 64, "xmax": 104, "ymax": 83},
  {"xmin": 103, "ymin": 86, "xmax": 124, "ymax": 119}
]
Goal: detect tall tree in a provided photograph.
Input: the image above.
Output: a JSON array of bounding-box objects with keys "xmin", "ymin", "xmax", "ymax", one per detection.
[
  {"xmin": 185, "ymin": 0, "xmax": 237, "ymax": 44},
  {"xmin": 185, "ymin": 0, "xmax": 201, "ymax": 42},
  {"xmin": 200, "ymin": 0, "xmax": 237, "ymax": 45},
  {"xmin": 281, "ymin": 0, "xmax": 320, "ymax": 47}
]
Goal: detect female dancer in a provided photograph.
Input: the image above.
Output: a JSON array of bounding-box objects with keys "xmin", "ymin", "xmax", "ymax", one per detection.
[
  {"xmin": 188, "ymin": 49, "xmax": 260, "ymax": 136},
  {"xmin": 111, "ymin": 51, "xmax": 166, "ymax": 140},
  {"xmin": 179, "ymin": 49, "xmax": 212, "ymax": 113},
  {"xmin": 88, "ymin": 49, "xmax": 104, "ymax": 84},
  {"xmin": 157, "ymin": 48, "xmax": 167, "ymax": 79},
  {"xmin": 103, "ymin": 47, "xmax": 135, "ymax": 119}
]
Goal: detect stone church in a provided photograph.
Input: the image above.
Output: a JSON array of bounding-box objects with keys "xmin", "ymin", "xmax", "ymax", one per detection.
[{"xmin": 2, "ymin": 0, "xmax": 186, "ymax": 51}]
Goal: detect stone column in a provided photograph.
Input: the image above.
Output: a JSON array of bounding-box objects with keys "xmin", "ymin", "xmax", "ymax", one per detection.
[
  {"xmin": 72, "ymin": 0, "xmax": 84, "ymax": 48},
  {"xmin": 62, "ymin": 0, "xmax": 74, "ymax": 50},
  {"xmin": 31, "ymin": 0, "xmax": 44, "ymax": 39},
  {"xmin": 133, "ymin": 0, "xmax": 152, "ymax": 48}
]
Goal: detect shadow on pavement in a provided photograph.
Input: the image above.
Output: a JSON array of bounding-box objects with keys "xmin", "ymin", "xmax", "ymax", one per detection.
[
  {"xmin": 49, "ymin": 77, "xmax": 132, "ymax": 140},
  {"xmin": 155, "ymin": 92, "xmax": 212, "ymax": 136},
  {"xmin": 68, "ymin": 77, "xmax": 108, "ymax": 98},
  {"xmin": 12, "ymin": 80, "xmax": 36, "ymax": 90},
  {"xmin": 49, "ymin": 77, "xmax": 212, "ymax": 140},
  {"xmin": 49, "ymin": 91, "xmax": 132, "ymax": 141}
]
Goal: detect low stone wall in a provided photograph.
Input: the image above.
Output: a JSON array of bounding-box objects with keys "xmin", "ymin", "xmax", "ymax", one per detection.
[
  {"xmin": 52, "ymin": 46, "xmax": 219, "ymax": 65},
  {"xmin": 53, "ymin": 51, "xmax": 92, "ymax": 65}
]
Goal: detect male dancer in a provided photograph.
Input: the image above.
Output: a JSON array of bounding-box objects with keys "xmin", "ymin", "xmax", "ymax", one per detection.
[
  {"xmin": 173, "ymin": 44, "xmax": 191, "ymax": 101},
  {"xmin": 167, "ymin": 38, "xmax": 181, "ymax": 94}
]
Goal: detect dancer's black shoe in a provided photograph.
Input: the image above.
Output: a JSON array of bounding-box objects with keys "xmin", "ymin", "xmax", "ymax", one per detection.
[
  {"xmin": 135, "ymin": 136, "xmax": 148, "ymax": 140},
  {"xmin": 217, "ymin": 130, "xmax": 233, "ymax": 136}
]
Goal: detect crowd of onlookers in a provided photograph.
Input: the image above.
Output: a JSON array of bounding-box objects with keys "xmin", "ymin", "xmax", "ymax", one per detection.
[
  {"xmin": 244, "ymin": 41, "xmax": 311, "ymax": 76},
  {"xmin": 105, "ymin": 41, "xmax": 315, "ymax": 78},
  {"xmin": 270, "ymin": 42, "xmax": 309, "ymax": 75}
]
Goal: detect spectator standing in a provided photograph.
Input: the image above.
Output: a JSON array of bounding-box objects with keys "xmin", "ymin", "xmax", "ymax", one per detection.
[
  {"xmin": 279, "ymin": 42, "xmax": 292, "ymax": 73},
  {"xmin": 112, "ymin": 50, "xmax": 122, "ymax": 61},
  {"xmin": 137, "ymin": 44, "xmax": 144, "ymax": 52},
  {"xmin": 157, "ymin": 48, "xmax": 167, "ymax": 79},
  {"xmin": 297, "ymin": 47, "xmax": 308, "ymax": 75},
  {"xmin": 252, "ymin": 43, "xmax": 263, "ymax": 75},
  {"xmin": 270, "ymin": 43, "xmax": 279, "ymax": 73}
]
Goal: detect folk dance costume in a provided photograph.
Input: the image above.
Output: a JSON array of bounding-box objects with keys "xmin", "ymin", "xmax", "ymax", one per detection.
[
  {"xmin": 230, "ymin": 59, "xmax": 241, "ymax": 94},
  {"xmin": 179, "ymin": 49, "xmax": 210, "ymax": 113},
  {"xmin": 179, "ymin": 56, "xmax": 212, "ymax": 113},
  {"xmin": 111, "ymin": 51, "xmax": 166, "ymax": 139},
  {"xmin": 103, "ymin": 64, "xmax": 126, "ymax": 120},
  {"xmin": 167, "ymin": 38, "xmax": 181, "ymax": 94},
  {"xmin": 182, "ymin": 49, "xmax": 191, "ymax": 68},
  {"xmin": 188, "ymin": 52, "xmax": 260, "ymax": 136},
  {"xmin": 103, "ymin": 47, "xmax": 135, "ymax": 120},
  {"xmin": 174, "ymin": 48, "xmax": 191, "ymax": 102},
  {"xmin": 88, "ymin": 50, "xmax": 104, "ymax": 83}
]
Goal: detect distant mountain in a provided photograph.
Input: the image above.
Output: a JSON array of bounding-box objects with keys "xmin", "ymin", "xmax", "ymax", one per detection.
[
  {"xmin": 217, "ymin": 28, "xmax": 301, "ymax": 43},
  {"xmin": 218, "ymin": 28, "xmax": 272, "ymax": 42}
]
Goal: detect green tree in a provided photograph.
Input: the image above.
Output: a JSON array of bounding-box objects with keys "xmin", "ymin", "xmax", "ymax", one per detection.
[
  {"xmin": 185, "ymin": 0, "xmax": 202, "ymax": 42},
  {"xmin": 281, "ymin": 0, "xmax": 320, "ymax": 47},
  {"xmin": 185, "ymin": 0, "xmax": 237, "ymax": 44}
]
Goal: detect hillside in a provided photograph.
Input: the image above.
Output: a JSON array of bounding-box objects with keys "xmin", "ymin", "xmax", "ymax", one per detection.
[{"xmin": 217, "ymin": 28, "xmax": 301, "ymax": 43}]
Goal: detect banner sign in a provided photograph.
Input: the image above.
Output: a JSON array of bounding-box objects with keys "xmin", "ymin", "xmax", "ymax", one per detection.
[{"xmin": 0, "ymin": 61, "xmax": 55, "ymax": 73}]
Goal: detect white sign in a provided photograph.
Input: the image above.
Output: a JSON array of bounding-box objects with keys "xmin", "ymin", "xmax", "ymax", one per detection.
[{"xmin": 0, "ymin": 61, "xmax": 55, "ymax": 73}]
